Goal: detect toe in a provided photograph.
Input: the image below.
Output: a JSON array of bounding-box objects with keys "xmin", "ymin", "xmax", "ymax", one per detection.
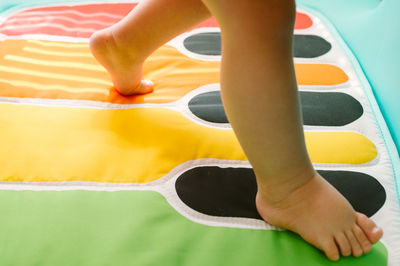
[
  {"xmin": 334, "ymin": 232, "xmax": 351, "ymax": 256},
  {"xmin": 345, "ymin": 230, "xmax": 363, "ymax": 257},
  {"xmin": 356, "ymin": 213, "xmax": 383, "ymax": 244},
  {"xmin": 119, "ymin": 80, "xmax": 154, "ymax": 96},
  {"xmin": 321, "ymin": 237, "xmax": 340, "ymax": 261},
  {"xmin": 353, "ymin": 224, "xmax": 372, "ymax": 254},
  {"xmin": 133, "ymin": 80, "xmax": 154, "ymax": 95}
]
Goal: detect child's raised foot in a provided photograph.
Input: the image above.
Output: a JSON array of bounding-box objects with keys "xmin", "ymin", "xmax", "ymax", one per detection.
[
  {"xmin": 89, "ymin": 28, "xmax": 153, "ymax": 96},
  {"xmin": 255, "ymin": 172, "xmax": 383, "ymax": 261}
]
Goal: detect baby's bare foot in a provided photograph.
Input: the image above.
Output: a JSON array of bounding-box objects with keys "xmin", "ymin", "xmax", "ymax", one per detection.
[
  {"xmin": 89, "ymin": 28, "xmax": 153, "ymax": 96},
  {"xmin": 255, "ymin": 172, "xmax": 383, "ymax": 261}
]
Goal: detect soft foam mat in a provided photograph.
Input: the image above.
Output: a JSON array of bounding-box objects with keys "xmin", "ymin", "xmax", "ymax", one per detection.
[{"xmin": 0, "ymin": 1, "xmax": 399, "ymax": 265}]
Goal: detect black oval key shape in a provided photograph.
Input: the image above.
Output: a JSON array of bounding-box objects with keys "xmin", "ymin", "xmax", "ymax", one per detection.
[
  {"xmin": 183, "ymin": 32, "xmax": 332, "ymax": 58},
  {"xmin": 175, "ymin": 166, "xmax": 386, "ymax": 219},
  {"xmin": 188, "ymin": 91, "xmax": 363, "ymax": 126}
]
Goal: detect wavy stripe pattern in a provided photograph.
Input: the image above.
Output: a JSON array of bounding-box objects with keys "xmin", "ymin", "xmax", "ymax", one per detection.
[{"xmin": 0, "ymin": 4, "xmax": 313, "ymax": 37}]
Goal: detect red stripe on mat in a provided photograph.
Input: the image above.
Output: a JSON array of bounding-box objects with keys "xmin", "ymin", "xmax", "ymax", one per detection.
[{"xmin": 0, "ymin": 3, "xmax": 313, "ymax": 37}]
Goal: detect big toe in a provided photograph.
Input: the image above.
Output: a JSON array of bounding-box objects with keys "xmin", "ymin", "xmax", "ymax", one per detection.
[
  {"xmin": 133, "ymin": 80, "xmax": 154, "ymax": 95},
  {"xmin": 356, "ymin": 213, "xmax": 383, "ymax": 244},
  {"xmin": 118, "ymin": 80, "xmax": 154, "ymax": 96}
]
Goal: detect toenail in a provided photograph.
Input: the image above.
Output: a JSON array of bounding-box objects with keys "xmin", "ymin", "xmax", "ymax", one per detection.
[
  {"xmin": 372, "ymin": 227, "xmax": 382, "ymax": 235},
  {"xmin": 354, "ymin": 249, "xmax": 363, "ymax": 257},
  {"xmin": 363, "ymin": 245, "xmax": 371, "ymax": 254},
  {"xmin": 143, "ymin": 80, "xmax": 154, "ymax": 87}
]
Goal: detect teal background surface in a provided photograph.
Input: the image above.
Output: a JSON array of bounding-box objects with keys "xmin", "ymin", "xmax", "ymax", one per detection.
[
  {"xmin": 0, "ymin": 0, "xmax": 396, "ymax": 265},
  {"xmin": 297, "ymin": 0, "xmax": 400, "ymax": 157}
]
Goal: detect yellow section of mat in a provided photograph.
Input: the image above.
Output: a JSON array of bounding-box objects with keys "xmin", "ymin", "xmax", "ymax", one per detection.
[{"xmin": 0, "ymin": 103, "xmax": 376, "ymax": 183}]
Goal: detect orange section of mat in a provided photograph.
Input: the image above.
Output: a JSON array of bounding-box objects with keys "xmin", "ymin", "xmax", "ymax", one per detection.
[
  {"xmin": 295, "ymin": 63, "xmax": 348, "ymax": 86},
  {"xmin": 0, "ymin": 39, "xmax": 348, "ymax": 104}
]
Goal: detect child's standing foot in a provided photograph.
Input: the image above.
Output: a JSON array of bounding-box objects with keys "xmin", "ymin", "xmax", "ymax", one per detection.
[{"xmin": 255, "ymin": 171, "xmax": 383, "ymax": 260}]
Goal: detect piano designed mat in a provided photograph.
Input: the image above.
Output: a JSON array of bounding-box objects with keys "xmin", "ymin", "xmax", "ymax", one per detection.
[{"xmin": 0, "ymin": 1, "xmax": 399, "ymax": 266}]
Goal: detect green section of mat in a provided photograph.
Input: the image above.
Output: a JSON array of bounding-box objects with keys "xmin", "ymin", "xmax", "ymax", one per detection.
[{"xmin": 0, "ymin": 190, "xmax": 387, "ymax": 266}]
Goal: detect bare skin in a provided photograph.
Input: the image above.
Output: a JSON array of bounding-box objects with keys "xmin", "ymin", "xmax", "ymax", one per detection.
[
  {"xmin": 90, "ymin": 0, "xmax": 211, "ymax": 95},
  {"xmin": 90, "ymin": 29, "xmax": 153, "ymax": 95},
  {"xmin": 256, "ymin": 172, "xmax": 382, "ymax": 260},
  {"xmin": 89, "ymin": 0, "xmax": 383, "ymax": 261}
]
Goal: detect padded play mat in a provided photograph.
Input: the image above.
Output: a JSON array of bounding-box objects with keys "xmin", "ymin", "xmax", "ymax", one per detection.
[{"xmin": 0, "ymin": 0, "xmax": 399, "ymax": 265}]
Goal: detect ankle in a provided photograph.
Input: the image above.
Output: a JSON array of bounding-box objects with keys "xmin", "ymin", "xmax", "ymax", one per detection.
[
  {"xmin": 256, "ymin": 168, "xmax": 318, "ymax": 205},
  {"xmin": 109, "ymin": 27, "xmax": 146, "ymax": 64}
]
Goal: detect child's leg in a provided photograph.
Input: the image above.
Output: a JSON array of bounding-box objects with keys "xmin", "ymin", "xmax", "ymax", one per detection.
[
  {"xmin": 89, "ymin": 0, "xmax": 211, "ymax": 95},
  {"xmin": 200, "ymin": 0, "xmax": 382, "ymax": 261},
  {"xmin": 90, "ymin": 0, "xmax": 383, "ymax": 260}
]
